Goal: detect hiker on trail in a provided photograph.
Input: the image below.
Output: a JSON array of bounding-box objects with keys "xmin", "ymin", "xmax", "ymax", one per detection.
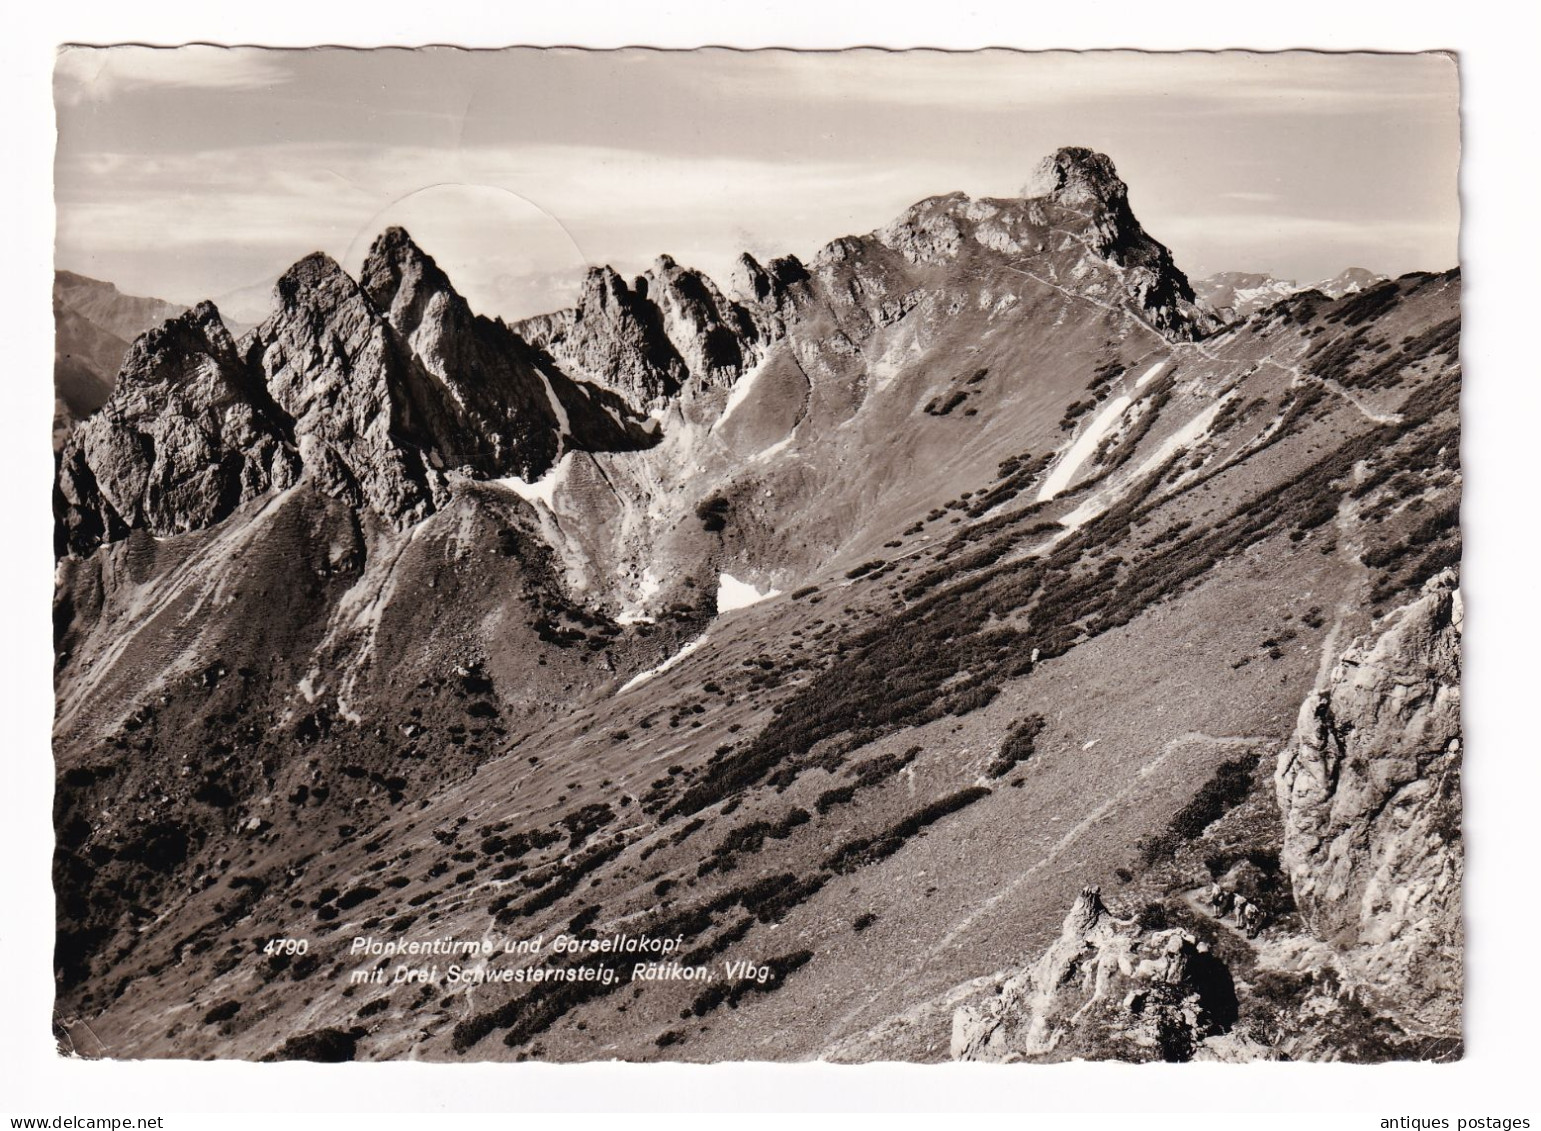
[{"xmin": 1210, "ymin": 885, "xmax": 1234, "ymax": 918}]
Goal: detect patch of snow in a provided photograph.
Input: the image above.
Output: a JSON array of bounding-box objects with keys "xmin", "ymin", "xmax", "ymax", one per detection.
[
  {"xmin": 639, "ymin": 569, "xmax": 663, "ymax": 601},
  {"xmin": 1057, "ymin": 496, "xmax": 1106, "ymax": 532},
  {"xmin": 1037, "ymin": 361, "xmax": 1171, "ymax": 503},
  {"xmin": 616, "ymin": 569, "xmax": 663, "ymax": 626},
  {"xmin": 534, "ymin": 370, "xmax": 571, "ymax": 455},
  {"xmin": 618, "ymin": 635, "xmax": 708, "ymax": 695},
  {"xmin": 1125, "ymin": 396, "xmax": 1230, "ymax": 486},
  {"xmin": 717, "ymin": 572, "xmax": 781, "ymax": 613},
  {"xmin": 714, "ymin": 358, "xmax": 768, "ymax": 431},
  {"xmin": 1057, "ymin": 396, "xmax": 1231, "ymax": 532},
  {"xmin": 753, "ymin": 435, "xmax": 793, "ymax": 462},
  {"xmin": 494, "ymin": 452, "xmax": 573, "ymax": 512},
  {"xmin": 1037, "ymin": 394, "xmax": 1133, "ymax": 501}
]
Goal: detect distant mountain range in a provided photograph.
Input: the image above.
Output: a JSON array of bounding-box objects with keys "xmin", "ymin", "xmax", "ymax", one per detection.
[
  {"xmin": 52, "ymin": 270, "xmax": 183, "ymax": 446},
  {"xmin": 51, "ymin": 148, "xmax": 1461, "ymax": 1065},
  {"xmin": 1192, "ymin": 267, "xmax": 1388, "ymax": 321}
]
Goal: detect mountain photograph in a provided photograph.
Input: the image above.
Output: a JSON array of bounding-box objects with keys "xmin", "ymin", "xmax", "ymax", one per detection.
[{"xmin": 49, "ymin": 46, "xmax": 1462, "ymax": 1064}]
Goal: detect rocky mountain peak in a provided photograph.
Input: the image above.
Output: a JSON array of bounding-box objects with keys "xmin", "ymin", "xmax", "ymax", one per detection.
[
  {"xmin": 515, "ymin": 265, "xmax": 686, "ymax": 403},
  {"xmin": 186, "ymin": 298, "xmax": 225, "ymax": 326},
  {"xmin": 1023, "ymin": 146, "xmax": 1130, "ymax": 211},
  {"xmin": 518, "ymin": 255, "xmax": 767, "ymax": 401},
  {"xmin": 53, "ymin": 270, "xmax": 189, "ymax": 446},
  {"xmin": 366, "ymin": 224, "xmax": 430, "ymax": 267},
  {"xmin": 580, "ymin": 265, "xmax": 630, "ymax": 306},
  {"xmin": 359, "ymin": 226, "xmax": 468, "ymax": 337},
  {"xmin": 274, "ymin": 251, "xmax": 355, "ymax": 307},
  {"xmin": 730, "ymin": 253, "xmax": 774, "ymax": 304},
  {"xmin": 1021, "ymin": 147, "xmax": 1218, "ymax": 338},
  {"xmin": 55, "ymin": 296, "xmax": 301, "ymax": 555},
  {"xmin": 55, "ymin": 227, "xmax": 665, "ymax": 555},
  {"xmin": 728, "ymin": 252, "xmax": 809, "ymax": 343},
  {"xmin": 732, "ymin": 252, "xmax": 808, "ymax": 298},
  {"xmin": 119, "ymin": 300, "xmax": 239, "ymax": 383},
  {"xmin": 640, "ymin": 255, "xmax": 762, "ymax": 387}
]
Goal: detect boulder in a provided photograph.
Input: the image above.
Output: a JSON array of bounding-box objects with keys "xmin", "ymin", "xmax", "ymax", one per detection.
[{"xmin": 952, "ymin": 886, "xmax": 1237, "ymax": 1062}]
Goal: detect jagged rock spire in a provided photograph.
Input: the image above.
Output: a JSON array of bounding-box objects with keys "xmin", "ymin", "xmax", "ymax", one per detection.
[
  {"xmin": 57, "ymin": 228, "xmax": 659, "ymax": 556},
  {"xmin": 55, "ymin": 301, "xmax": 301, "ymax": 555},
  {"xmin": 359, "ymin": 226, "xmax": 470, "ymax": 340},
  {"xmin": 1023, "ymin": 147, "xmax": 1131, "ymax": 210},
  {"xmin": 1021, "ymin": 147, "xmax": 1219, "ymax": 339}
]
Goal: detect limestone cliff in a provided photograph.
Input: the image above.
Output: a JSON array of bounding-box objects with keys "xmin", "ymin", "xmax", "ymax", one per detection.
[
  {"xmin": 55, "ymin": 301, "xmax": 300, "ymax": 555},
  {"xmin": 1275, "ymin": 568, "xmax": 1463, "ymax": 1034}
]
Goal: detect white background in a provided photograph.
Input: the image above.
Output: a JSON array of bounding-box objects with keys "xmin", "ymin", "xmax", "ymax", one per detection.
[{"xmin": 2, "ymin": 0, "xmax": 1537, "ymax": 1121}]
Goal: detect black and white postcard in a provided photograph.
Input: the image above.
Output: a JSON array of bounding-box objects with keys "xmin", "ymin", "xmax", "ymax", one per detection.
[{"xmin": 48, "ymin": 45, "xmax": 1464, "ymax": 1070}]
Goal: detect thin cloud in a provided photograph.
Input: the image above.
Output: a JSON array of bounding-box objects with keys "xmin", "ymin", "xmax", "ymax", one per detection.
[
  {"xmin": 55, "ymin": 45, "xmax": 291, "ymax": 106},
  {"xmin": 56, "ymin": 140, "xmax": 984, "ymax": 318},
  {"xmin": 683, "ymin": 48, "xmax": 1455, "ymax": 115}
]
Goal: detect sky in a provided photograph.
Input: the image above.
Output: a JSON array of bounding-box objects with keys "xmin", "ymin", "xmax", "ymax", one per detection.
[{"xmin": 54, "ymin": 47, "xmax": 1461, "ymax": 325}]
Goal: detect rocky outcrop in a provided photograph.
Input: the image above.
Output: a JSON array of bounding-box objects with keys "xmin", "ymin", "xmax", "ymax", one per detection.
[
  {"xmin": 248, "ymin": 250, "xmax": 443, "ymax": 524},
  {"xmin": 54, "ymin": 272, "xmax": 187, "ymax": 445},
  {"xmin": 1022, "ymin": 147, "xmax": 1219, "ymax": 339},
  {"xmin": 357, "ymin": 228, "xmax": 654, "ymax": 480},
  {"xmin": 518, "ymin": 255, "xmax": 767, "ymax": 401},
  {"xmin": 56, "ymin": 230, "xmax": 659, "ymax": 556},
  {"xmin": 1275, "ymin": 569, "xmax": 1463, "ymax": 1034},
  {"xmin": 803, "ymin": 147, "xmax": 1217, "ymax": 346},
  {"xmin": 952, "ymin": 887, "xmax": 1237, "ymax": 1062},
  {"xmin": 516, "ymin": 266, "xmax": 689, "ymax": 403},
  {"xmin": 730, "ymin": 252, "xmax": 809, "ymax": 310},
  {"xmin": 877, "ymin": 192, "xmax": 968, "ymax": 265},
  {"xmin": 639, "ymin": 255, "xmax": 763, "ymax": 388},
  {"xmin": 56, "ymin": 302, "xmax": 300, "ymax": 555}
]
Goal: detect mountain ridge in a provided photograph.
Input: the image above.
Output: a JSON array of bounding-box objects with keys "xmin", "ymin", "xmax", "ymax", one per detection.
[
  {"xmin": 1194, "ymin": 267, "xmax": 1390, "ymax": 321},
  {"xmin": 50, "ymin": 148, "xmax": 1462, "ymax": 1064}
]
